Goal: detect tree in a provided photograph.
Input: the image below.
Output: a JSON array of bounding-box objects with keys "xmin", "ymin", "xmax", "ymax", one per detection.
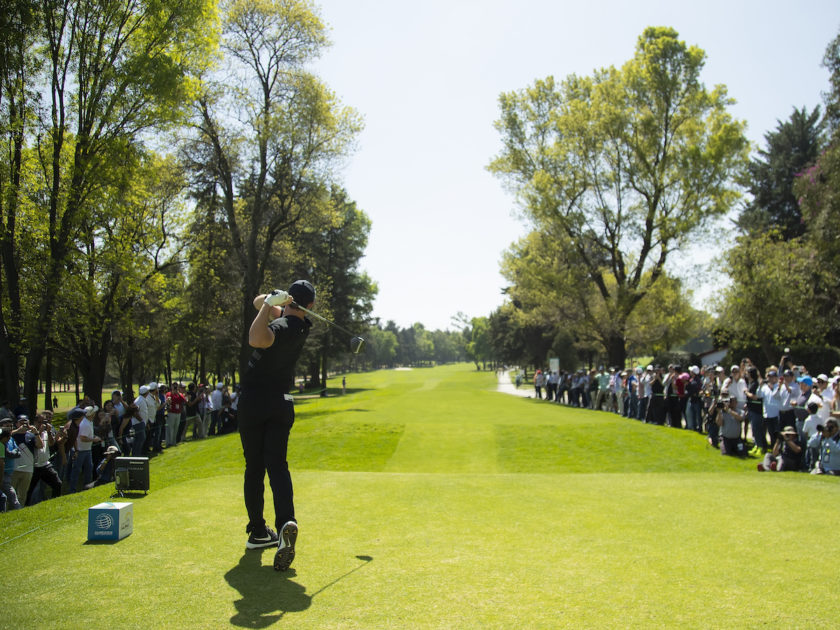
[
  {"xmin": 717, "ymin": 231, "xmax": 827, "ymax": 364},
  {"xmin": 291, "ymin": 187, "xmax": 376, "ymax": 386},
  {"xmin": 185, "ymin": 0, "xmax": 362, "ymax": 375},
  {"xmin": 488, "ymin": 27, "xmax": 748, "ymax": 367},
  {"xmin": 737, "ymin": 107, "xmax": 823, "ymax": 239},
  {"xmin": 0, "ymin": 0, "xmax": 214, "ymax": 413}
]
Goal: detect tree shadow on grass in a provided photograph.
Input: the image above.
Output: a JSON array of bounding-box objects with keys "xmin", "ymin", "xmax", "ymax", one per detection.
[{"xmin": 225, "ymin": 551, "xmax": 311, "ymax": 628}]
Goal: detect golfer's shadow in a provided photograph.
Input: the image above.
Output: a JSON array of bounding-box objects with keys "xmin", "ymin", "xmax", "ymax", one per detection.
[{"xmin": 225, "ymin": 551, "xmax": 311, "ymax": 628}]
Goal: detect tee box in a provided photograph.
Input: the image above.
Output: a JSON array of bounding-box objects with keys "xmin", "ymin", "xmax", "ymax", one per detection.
[{"xmin": 88, "ymin": 502, "xmax": 133, "ymax": 542}]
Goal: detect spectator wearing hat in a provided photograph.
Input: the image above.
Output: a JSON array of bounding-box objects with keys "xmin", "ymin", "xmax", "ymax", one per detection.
[
  {"xmin": 625, "ymin": 368, "xmax": 640, "ymax": 419},
  {"xmin": 757, "ymin": 426, "xmax": 802, "ymax": 471},
  {"xmin": 134, "ymin": 385, "xmax": 150, "ymax": 444},
  {"xmin": 793, "ymin": 376, "xmax": 821, "ymax": 430},
  {"xmin": 209, "ymin": 382, "xmax": 224, "ymax": 436},
  {"xmin": 808, "ymin": 418, "xmax": 840, "ymax": 475},
  {"xmin": 814, "ymin": 374, "xmax": 834, "ymax": 424},
  {"xmin": 67, "ymin": 407, "xmax": 101, "ymax": 493},
  {"xmin": 85, "ymin": 445, "xmax": 121, "ymax": 488},
  {"xmin": 197, "ymin": 384, "xmax": 211, "ymax": 438}
]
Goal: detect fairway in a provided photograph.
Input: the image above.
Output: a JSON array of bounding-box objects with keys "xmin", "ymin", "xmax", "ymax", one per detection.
[{"xmin": 2, "ymin": 364, "xmax": 838, "ymax": 629}]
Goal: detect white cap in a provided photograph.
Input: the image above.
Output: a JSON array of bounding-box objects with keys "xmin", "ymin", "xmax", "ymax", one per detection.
[
  {"xmin": 635, "ymin": 366, "xmax": 643, "ymax": 374},
  {"xmin": 646, "ymin": 365, "xmax": 653, "ymax": 371},
  {"xmin": 139, "ymin": 385, "xmax": 149, "ymax": 395},
  {"xmin": 84, "ymin": 405, "xmax": 98, "ymax": 417},
  {"xmin": 148, "ymin": 382, "xmax": 158, "ymax": 390},
  {"xmin": 690, "ymin": 366, "xmax": 700, "ymax": 375},
  {"xmin": 216, "ymin": 382, "xmax": 224, "ymax": 389}
]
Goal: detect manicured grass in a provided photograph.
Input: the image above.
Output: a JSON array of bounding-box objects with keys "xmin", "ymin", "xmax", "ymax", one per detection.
[{"xmin": 2, "ymin": 363, "xmax": 838, "ymax": 629}]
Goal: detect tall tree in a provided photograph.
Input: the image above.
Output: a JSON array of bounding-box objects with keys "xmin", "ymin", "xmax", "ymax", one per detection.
[
  {"xmin": 292, "ymin": 187, "xmax": 376, "ymax": 386},
  {"xmin": 488, "ymin": 27, "xmax": 748, "ymax": 367},
  {"xmin": 737, "ymin": 107, "xmax": 823, "ymax": 239},
  {"xmin": 0, "ymin": 0, "xmax": 215, "ymax": 413},
  {"xmin": 186, "ymin": 0, "xmax": 362, "ymax": 374}
]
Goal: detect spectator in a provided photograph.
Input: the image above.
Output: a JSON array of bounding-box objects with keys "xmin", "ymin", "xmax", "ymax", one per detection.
[
  {"xmin": 793, "ymin": 376, "xmax": 821, "ymax": 432},
  {"xmin": 153, "ymin": 383, "xmax": 168, "ymax": 452},
  {"xmin": 0, "ymin": 401, "xmax": 13, "ymax": 421},
  {"xmin": 808, "ymin": 418, "xmax": 840, "ymax": 475},
  {"xmin": 761, "ymin": 369, "xmax": 782, "ymax": 450},
  {"xmin": 647, "ymin": 366, "xmax": 666, "ymax": 425},
  {"xmin": 685, "ymin": 366, "xmax": 703, "ymax": 432},
  {"xmin": 197, "ymin": 384, "xmax": 210, "ymax": 438},
  {"xmin": 744, "ymin": 367, "xmax": 766, "ymax": 455},
  {"xmin": 594, "ymin": 367, "xmax": 610, "ymax": 411},
  {"xmin": 626, "ymin": 368, "xmax": 641, "ymax": 419},
  {"xmin": 757, "ymin": 425, "xmax": 803, "ymax": 472},
  {"xmin": 638, "ymin": 365, "xmax": 653, "ymax": 421},
  {"xmin": 815, "ymin": 374, "xmax": 834, "ymax": 423},
  {"xmin": 721, "ymin": 364, "xmax": 747, "ymax": 415},
  {"xmin": 118, "ymin": 404, "xmax": 144, "ymax": 458},
  {"xmin": 134, "ymin": 385, "xmax": 151, "ymax": 446},
  {"xmin": 209, "ymin": 382, "xmax": 223, "ymax": 436},
  {"xmin": 26, "ymin": 414, "xmax": 62, "ymax": 505},
  {"xmin": 777, "ymin": 369, "xmax": 798, "ymax": 432},
  {"xmin": 184, "ymin": 383, "xmax": 204, "ymax": 440},
  {"xmin": 1, "ymin": 424, "xmax": 22, "ymax": 510},
  {"xmin": 85, "ymin": 445, "xmax": 120, "ymax": 488},
  {"xmin": 111, "ymin": 390, "xmax": 126, "ymax": 420},
  {"xmin": 802, "ymin": 401, "xmax": 822, "ymax": 470},
  {"xmin": 176, "ymin": 383, "xmax": 189, "ymax": 443},
  {"xmin": 10, "ymin": 415, "xmax": 40, "ymax": 502},
  {"xmin": 165, "ymin": 382, "xmax": 185, "ymax": 447},
  {"xmin": 534, "ymin": 369, "xmax": 544, "ymax": 399},
  {"xmin": 68, "ymin": 406, "xmax": 100, "ymax": 493},
  {"xmin": 546, "ymin": 370, "xmax": 558, "ymax": 402},
  {"xmin": 716, "ymin": 395, "xmax": 746, "ymax": 457},
  {"xmin": 143, "ymin": 383, "xmax": 161, "ymax": 454}
]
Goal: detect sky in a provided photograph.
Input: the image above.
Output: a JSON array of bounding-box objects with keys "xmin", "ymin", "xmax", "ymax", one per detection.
[{"xmin": 309, "ymin": 0, "xmax": 840, "ymax": 331}]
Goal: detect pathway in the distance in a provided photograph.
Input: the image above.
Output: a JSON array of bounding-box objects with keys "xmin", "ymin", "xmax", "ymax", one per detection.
[{"xmin": 496, "ymin": 369, "xmax": 534, "ymax": 398}]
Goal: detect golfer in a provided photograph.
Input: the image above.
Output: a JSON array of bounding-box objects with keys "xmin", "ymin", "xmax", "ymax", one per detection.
[{"xmin": 238, "ymin": 280, "xmax": 315, "ymax": 572}]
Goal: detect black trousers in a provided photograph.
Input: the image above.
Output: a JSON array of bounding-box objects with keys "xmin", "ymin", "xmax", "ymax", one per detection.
[
  {"xmin": 26, "ymin": 464, "xmax": 62, "ymax": 505},
  {"xmin": 238, "ymin": 394, "xmax": 295, "ymax": 532}
]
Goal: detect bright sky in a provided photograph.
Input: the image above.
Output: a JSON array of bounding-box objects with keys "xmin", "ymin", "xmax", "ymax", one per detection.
[{"xmin": 312, "ymin": 0, "xmax": 840, "ymax": 331}]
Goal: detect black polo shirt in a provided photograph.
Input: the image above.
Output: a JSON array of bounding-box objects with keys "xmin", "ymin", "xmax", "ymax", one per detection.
[{"xmin": 240, "ymin": 315, "xmax": 312, "ymax": 398}]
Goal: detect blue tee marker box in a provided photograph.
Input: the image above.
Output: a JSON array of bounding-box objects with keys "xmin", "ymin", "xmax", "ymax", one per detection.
[{"xmin": 88, "ymin": 502, "xmax": 133, "ymax": 542}]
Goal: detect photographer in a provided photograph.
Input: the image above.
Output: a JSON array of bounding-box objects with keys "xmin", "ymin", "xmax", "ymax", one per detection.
[
  {"xmin": 716, "ymin": 395, "xmax": 747, "ymax": 457},
  {"xmin": 26, "ymin": 414, "xmax": 62, "ymax": 505},
  {"xmin": 757, "ymin": 426, "xmax": 802, "ymax": 472},
  {"xmin": 808, "ymin": 419, "xmax": 840, "ymax": 475},
  {"xmin": 85, "ymin": 445, "xmax": 120, "ymax": 489},
  {"xmin": 1, "ymin": 424, "xmax": 22, "ymax": 510}
]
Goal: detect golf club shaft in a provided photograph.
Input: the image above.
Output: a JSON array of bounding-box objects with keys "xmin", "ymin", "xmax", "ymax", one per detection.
[{"xmin": 293, "ymin": 303, "xmax": 358, "ymax": 339}]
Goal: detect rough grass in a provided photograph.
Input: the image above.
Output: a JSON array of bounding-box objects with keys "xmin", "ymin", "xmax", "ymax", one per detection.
[{"xmin": 2, "ymin": 363, "xmax": 838, "ymax": 629}]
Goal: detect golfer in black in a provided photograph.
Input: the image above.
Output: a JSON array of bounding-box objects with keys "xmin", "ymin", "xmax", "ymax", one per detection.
[{"xmin": 239, "ymin": 280, "xmax": 314, "ymax": 571}]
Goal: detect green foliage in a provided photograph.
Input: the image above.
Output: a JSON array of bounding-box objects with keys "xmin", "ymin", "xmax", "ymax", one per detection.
[
  {"xmin": 717, "ymin": 231, "xmax": 826, "ymax": 364},
  {"xmin": 489, "ymin": 26, "xmax": 748, "ymax": 366},
  {"xmin": 738, "ymin": 107, "xmax": 823, "ymax": 238}
]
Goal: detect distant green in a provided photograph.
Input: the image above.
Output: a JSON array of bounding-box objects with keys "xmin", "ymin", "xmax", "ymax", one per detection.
[{"xmin": 2, "ymin": 364, "xmax": 837, "ymax": 629}]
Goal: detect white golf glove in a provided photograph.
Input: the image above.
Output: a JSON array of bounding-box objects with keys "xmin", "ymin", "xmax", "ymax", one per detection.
[{"xmin": 264, "ymin": 289, "xmax": 292, "ymax": 307}]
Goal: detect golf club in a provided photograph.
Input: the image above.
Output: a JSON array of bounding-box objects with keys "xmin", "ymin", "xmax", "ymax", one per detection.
[{"xmin": 292, "ymin": 302, "xmax": 366, "ymax": 354}]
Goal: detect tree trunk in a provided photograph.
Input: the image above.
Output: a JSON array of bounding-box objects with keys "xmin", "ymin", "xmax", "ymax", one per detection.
[
  {"xmin": 320, "ymin": 351, "xmax": 328, "ymax": 396},
  {"xmin": 606, "ymin": 333, "xmax": 627, "ymax": 370},
  {"xmin": 44, "ymin": 350, "xmax": 53, "ymax": 411}
]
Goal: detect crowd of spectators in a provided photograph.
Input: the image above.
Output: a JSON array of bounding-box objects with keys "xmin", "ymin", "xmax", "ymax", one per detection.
[
  {"xmin": 0, "ymin": 379, "xmax": 240, "ymax": 512},
  {"xmin": 528, "ymin": 353, "xmax": 840, "ymax": 475}
]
